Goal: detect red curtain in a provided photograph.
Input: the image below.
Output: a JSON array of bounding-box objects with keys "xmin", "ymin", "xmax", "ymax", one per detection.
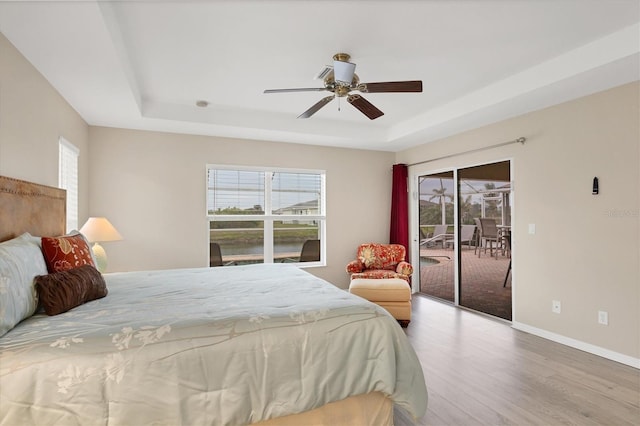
[{"xmin": 390, "ymin": 163, "xmax": 409, "ymax": 256}]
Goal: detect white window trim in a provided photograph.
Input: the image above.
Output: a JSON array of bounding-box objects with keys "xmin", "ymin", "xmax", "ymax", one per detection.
[
  {"xmin": 59, "ymin": 137, "xmax": 79, "ymax": 233},
  {"xmin": 206, "ymin": 164, "xmax": 327, "ymax": 266}
]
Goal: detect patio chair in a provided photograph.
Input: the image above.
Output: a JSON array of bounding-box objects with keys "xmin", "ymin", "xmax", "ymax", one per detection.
[
  {"xmin": 420, "ymin": 224, "xmax": 451, "ymax": 248},
  {"xmin": 443, "ymin": 224, "xmax": 476, "ymax": 249},
  {"xmin": 281, "ymin": 239, "xmax": 320, "ymax": 263},
  {"xmin": 209, "ymin": 242, "xmax": 224, "ymax": 267},
  {"xmin": 475, "ymin": 218, "xmax": 499, "ymax": 258},
  {"xmin": 209, "ymin": 242, "xmax": 234, "ymax": 267},
  {"xmin": 460, "ymin": 224, "xmax": 477, "ymax": 249},
  {"xmin": 298, "ymin": 239, "xmax": 320, "ymax": 262},
  {"xmin": 503, "ymin": 233, "xmax": 512, "ymax": 287}
]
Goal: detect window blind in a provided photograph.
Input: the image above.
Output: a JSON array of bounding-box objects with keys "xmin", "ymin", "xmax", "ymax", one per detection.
[{"xmin": 59, "ymin": 137, "xmax": 79, "ymax": 232}]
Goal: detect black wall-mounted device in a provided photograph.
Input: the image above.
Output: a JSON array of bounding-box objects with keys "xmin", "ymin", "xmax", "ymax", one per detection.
[{"xmin": 592, "ymin": 177, "xmax": 599, "ymax": 195}]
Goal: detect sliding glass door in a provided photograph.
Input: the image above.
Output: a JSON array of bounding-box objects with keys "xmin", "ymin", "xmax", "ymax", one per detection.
[
  {"xmin": 417, "ymin": 171, "xmax": 455, "ymax": 303},
  {"xmin": 416, "ymin": 161, "xmax": 512, "ymax": 320},
  {"xmin": 458, "ymin": 161, "xmax": 512, "ymax": 320}
]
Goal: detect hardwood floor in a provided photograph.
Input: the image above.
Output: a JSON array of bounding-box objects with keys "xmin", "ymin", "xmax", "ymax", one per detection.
[{"xmin": 394, "ymin": 295, "xmax": 640, "ymax": 426}]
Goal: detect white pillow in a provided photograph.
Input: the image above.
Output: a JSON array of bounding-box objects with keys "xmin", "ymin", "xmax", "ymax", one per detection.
[{"xmin": 0, "ymin": 232, "xmax": 47, "ymax": 337}]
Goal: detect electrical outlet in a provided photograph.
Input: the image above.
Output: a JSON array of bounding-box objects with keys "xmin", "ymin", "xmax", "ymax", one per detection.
[
  {"xmin": 552, "ymin": 300, "xmax": 561, "ymax": 314},
  {"xmin": 598, "ymin": 311, "xmax": 609, "ymax": 325}
]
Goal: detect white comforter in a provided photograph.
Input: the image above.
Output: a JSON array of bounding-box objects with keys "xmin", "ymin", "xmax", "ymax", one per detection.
[{"xmin": 0, "ymin": 264, "xmax": 427, "ymax": 425}]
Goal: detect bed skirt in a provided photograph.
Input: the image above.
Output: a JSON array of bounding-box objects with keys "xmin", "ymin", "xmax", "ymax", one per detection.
[{"xmin": 252, "ymin": 392, "xmax": 393, "ymax": 426}]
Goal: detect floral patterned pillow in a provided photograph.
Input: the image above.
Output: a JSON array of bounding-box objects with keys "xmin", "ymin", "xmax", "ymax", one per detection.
[{"xmin": 41, "ymin": 234, "xmax": 96, "ymax": 273}]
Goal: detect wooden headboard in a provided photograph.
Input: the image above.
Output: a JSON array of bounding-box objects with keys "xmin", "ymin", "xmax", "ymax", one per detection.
[{"xmin": 0, "ymin": 175, "xmax": 67, "ymax": 242}]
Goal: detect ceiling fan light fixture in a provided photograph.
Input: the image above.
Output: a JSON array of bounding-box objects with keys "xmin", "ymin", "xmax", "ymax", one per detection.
[{"xmin": 333, "ymin": 60, "xmax": 356, "ymax": 86}]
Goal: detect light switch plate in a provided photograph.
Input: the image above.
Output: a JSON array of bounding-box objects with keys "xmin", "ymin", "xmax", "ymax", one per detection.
[{"xmin": 528, "ymin": 224, "xmax": 536, "ymax": 234}]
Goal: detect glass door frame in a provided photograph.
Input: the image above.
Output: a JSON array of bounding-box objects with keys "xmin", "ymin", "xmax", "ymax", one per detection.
[
  {"xmin": 409, "ymin": 167, "xmax": 461, "ymax": 306},
  {"xmin": 408, "ymin": 158, "xmax": 515, "ymax": 319}
]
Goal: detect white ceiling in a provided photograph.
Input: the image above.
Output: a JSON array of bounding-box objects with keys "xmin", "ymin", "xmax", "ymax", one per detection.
[{"xmin": 1, "ymin": 0, "xmax": 639, "ymax": 152}]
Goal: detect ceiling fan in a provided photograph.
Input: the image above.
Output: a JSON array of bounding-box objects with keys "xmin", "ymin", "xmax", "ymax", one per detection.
[{"xmin": 264, "ymin": 53, "xmax": 422, "ymax": 120}]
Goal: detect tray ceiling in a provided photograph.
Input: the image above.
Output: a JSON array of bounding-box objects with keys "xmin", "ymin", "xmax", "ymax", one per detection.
[{"xmin": 1, "ymin": 0, "xmax": 638, "ymax": 151}]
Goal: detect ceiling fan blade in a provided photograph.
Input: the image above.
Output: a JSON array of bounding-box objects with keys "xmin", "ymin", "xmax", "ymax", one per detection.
[
  {"xmin": 357, "ymin": 80, "xmax": 423, "ymax": 93},
  {"xmin": 347, "ymin": 94, "xmax": 384, "ymax": 120},
  {"xmin": 264, "ymin": 87, "xmax": 327, "ymax": 94},
  {"xmin": 297, "ymin": 96, "xmax": 335, "ymax": 119}
]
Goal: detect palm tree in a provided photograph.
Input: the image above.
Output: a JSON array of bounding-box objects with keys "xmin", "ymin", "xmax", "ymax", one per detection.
[
  {"xmin": 459, "ymin": 194, "xmax": 474, "ymax": 224},
  {"xmin": 429, "ymin": 179, "xmax": 453, "ymax": 225},
  {"xmin": 482, "ymin": 183, "xmax": 501, "ymax": 219},
  {"xmin": 483, "ymin": 182, "xmax": 497, "ymax": 197}
]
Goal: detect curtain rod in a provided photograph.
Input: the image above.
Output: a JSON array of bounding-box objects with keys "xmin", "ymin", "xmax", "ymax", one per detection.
[{"xmin": 407, "ymin": 137, "xmax": 526, "ymax": 167}]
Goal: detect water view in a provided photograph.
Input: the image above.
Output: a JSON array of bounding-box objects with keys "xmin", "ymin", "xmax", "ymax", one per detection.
[{"xmin": 219, "ymin": 243, "xmax": 303, "ymax": 256}]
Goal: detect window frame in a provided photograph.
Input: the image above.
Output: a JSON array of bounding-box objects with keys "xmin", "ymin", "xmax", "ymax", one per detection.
[
  {"xmin": 206, "ymin": 164, "xmax": 326, "ymax": 266},
  {"xmin": 58, "ymin": 137, "xmax": 79, "ymax": 233}
]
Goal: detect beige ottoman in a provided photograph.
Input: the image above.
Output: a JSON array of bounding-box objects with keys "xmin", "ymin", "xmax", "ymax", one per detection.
[{"xmin": 349, "ymin": 278, "xmax": 411, "ymax": 327}]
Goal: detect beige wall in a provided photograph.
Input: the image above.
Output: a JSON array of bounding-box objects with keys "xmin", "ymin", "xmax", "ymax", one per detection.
[
  {"xmin": 87, "ymin": 127, "xmax": 394, "ymax": 287},
  {"xmin": 0, "ymin": 33, "xmax": 90, "ymax": 224},
  {"xmin": 397, "ymin": 82, "xmax": 640, "ymax": 361}
]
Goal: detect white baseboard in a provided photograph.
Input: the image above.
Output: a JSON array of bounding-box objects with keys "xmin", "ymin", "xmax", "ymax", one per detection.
[{"xmin": 512, "ymin": 321, "xmax": 640, "ymax": 369}]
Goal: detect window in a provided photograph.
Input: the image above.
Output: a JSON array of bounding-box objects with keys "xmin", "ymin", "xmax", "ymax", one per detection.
[
  {"xmin": 207, "ymin": 165, "xmax": 325, "ymax": 266},
  {"xmin": 59, "ymin": 137, "xmax": 79, "ymax": 233}
]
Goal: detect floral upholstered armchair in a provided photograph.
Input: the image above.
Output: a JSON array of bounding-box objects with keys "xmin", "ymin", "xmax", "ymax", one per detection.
[{"xmin": 346, "ymin": 243, "xmax": 413, "ymax": 283}]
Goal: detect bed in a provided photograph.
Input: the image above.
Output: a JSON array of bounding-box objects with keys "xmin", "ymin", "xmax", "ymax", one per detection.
[{"xmin": 0, "ymin": 175, "xmax": 427, "ymax": 425}]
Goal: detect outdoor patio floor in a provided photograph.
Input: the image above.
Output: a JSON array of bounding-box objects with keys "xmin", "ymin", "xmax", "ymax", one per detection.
[{"xmin": 419, "ymin": 245, "xmax": 512, "ymax": 320}]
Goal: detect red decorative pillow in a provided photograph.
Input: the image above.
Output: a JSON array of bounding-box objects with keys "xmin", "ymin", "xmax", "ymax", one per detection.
[
  {"xmin": 35, "ymin": 265, "xmax": 107, "ymax": 316},
  {"xmin": 41, "ymin": 234, "xmax": 96, "ymax": 273}
]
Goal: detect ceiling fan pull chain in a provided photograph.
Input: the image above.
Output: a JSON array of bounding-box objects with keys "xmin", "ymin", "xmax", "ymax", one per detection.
[{"xmin": 338, "ymin": 96, "xmax": 341, "ymax": 112}]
